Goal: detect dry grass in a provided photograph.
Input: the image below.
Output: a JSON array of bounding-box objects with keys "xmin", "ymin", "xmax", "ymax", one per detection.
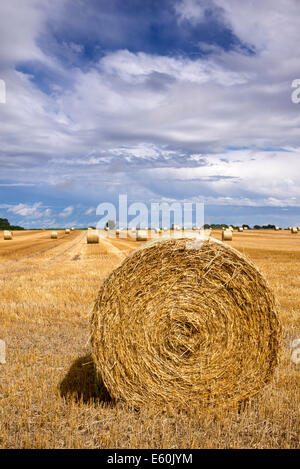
[{"xmin": 0, "ymin": 230, "xmax": 299, "ymax": 448}]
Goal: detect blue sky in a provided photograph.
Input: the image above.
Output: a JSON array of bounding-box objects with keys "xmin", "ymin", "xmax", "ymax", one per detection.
[{"xmin": 0, "ymin": 0, "xmax": 300, "ymax": 228}]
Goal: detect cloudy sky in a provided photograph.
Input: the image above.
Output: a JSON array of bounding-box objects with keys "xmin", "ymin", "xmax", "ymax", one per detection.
[{"xmin": 1, "ymin": 0, "xmax": 300, "ymax": 228}]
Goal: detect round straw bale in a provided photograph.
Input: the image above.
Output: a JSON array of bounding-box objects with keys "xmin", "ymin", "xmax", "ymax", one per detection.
[
  {"xmin": 51, "ymin": 231, "xmax": 58, "ymax": 239},
  {"xmin": 87, "ymin": 231, "xmax": 99, "ymax": 244},
  {"xmin": 3, "ymin": 230, "xmax": 12, "ymax": 240},
  {"xmin": 91, "ymin": 237, "xmax": 280, "ymax": 411},
  {"xmin": 291, "ymin": 227, "xmax": 298, "ymax": 234},
  {"xmin": 71, "ymin": 227, "xmax": 75, "ymax": 231},
  {"xmin": 222, "ymin": 229, "xmax": 232, "ymax": 241},
  {"xmin": 65, "ymin": 228, "xmax": 70, "ymax": 234},
  {"xmin": 275, "ymin": 226, "xmax": 279, "ymax": 231},
  {"xmin": 136, "ymin": 229, "xmax": 148, "ymax": 241},
  {"xmin": 238, "ymin": 227, "xmax": 243, "ymax": 232}
]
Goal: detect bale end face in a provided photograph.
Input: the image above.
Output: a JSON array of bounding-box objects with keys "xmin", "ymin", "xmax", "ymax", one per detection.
[
  {"xmin": 222, "ymin": 229, "xmax": 233, "ymax": 241},
  {"xmin": 91, "ymin": 237, "xmax": 280, "ymax": 412},
  {"xmin": 136, "ymin": 230, "xmax": 148, "ymax": 241},
  {"xmin": 3, "ymin": 230, "xmax": 12, "ymax": 240}
]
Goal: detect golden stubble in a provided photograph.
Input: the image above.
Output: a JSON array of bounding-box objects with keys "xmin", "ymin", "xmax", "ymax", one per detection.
[{"xmin": 0, "ymin": 229, "xmax": 299, "ymax": 448}]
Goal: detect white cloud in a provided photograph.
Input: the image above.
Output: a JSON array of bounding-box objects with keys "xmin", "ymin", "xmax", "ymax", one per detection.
[
  {"xmin": 7, "ymin": 202, "xmax": 51, "ymax": 219},
  {"xmin": 144, "ymin": 148, "xmax": 300, "ymax": 205},
  {"xmin": 174, "ymin": 0, "xmax": 208, "ymax": 24},
  {"xmin": 0, "ymin": 0, "xmax": 300, "ymax": 211},
  {"xmin": 59, "ymin": 205, "xmax": 74, "ymax": 218},
  {"xmin": 0, "ymin": 0, "xmax": 66, "ymax": 70},
  {"xmin": 85, "ymin": 207, "xmax": 95, "ymax": 215},
  {"xmin": 100, "ymin": 49, "xmax": 248, "ymax": 86}
]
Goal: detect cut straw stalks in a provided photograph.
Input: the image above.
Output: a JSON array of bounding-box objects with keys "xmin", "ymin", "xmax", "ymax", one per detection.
[{"xmin": 91, "ymin": 236, "xmax": 280, "ymax": 413}]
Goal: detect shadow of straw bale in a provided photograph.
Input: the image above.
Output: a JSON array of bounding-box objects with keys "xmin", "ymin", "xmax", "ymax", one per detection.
[{"xmin": 59, "ymin": 354, "xmax": 111, "ymax": 404}]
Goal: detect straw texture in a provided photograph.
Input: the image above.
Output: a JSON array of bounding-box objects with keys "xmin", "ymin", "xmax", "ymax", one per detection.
[
  {"xmin": 87, "ymin": 231, "xmax": 99, "ymax": 244},
  {"xmin": 91, "ymin": 237, "xmax": 280, "ymax": 412}
]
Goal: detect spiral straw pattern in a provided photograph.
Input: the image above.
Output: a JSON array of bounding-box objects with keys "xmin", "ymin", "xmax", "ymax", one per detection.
[{"xmin": 91, "ymin": 237, "xmax": 280, "ymax": 411}]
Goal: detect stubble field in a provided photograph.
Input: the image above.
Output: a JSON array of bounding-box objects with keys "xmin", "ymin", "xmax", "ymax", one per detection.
[{"xmin": 0, "ymin": 229, "xmax": 299, "ymax": 448}]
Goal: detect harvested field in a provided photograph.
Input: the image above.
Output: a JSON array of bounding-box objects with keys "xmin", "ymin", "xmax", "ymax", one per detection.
[
  {"xmin": 0, "ymin": 230, "xmax": 299, "ymax": 448},
  {"xmin": 0, "ymin": 230, "xmax": 79, "ymax": 262}
]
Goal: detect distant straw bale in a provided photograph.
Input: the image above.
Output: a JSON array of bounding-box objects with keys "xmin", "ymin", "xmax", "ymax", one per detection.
[
  {"xmin": 51, "ymin": 231, "xmax": 58, "ymax": 239},
  {"xmin": 136, "ymin": 230, "xmax": 148, "ymax": 241},
  {"xmin": 87, "ymin": 231, "xmax": 99, "ymax": 244},
  {"xmin": 3, "ymin": 230, "xmax": 12, "ymax": 240},
  {"xmin": 222, "ymin": 229, "xmax": 232, "ymax": 241}
]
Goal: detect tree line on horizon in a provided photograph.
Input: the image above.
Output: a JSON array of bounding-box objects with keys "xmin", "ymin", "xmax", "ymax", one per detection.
[{"xmin": 0, "ymin": 218, "xmax": 24, "ymax": 231}]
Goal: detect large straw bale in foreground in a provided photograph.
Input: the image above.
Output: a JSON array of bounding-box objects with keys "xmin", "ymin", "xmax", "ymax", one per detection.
[
  {"xmin": 91, "ymin": 237, "xmax": 280, "ymax": 411},
  {"xmin": 87, "ymin": 231, "xmax": 99, "ymax": 244},
  {"xmin": 51, "ymin": 231, "xmax": 58, "ymax": 239}
]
